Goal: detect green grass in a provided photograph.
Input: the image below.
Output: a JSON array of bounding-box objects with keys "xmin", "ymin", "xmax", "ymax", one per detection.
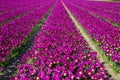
[{"xmin": 113, "ymin": 22, "xmax": 120, "ymax": 27}]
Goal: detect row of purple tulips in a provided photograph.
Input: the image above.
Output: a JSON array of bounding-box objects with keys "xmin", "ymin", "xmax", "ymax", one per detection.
[{"xmin": 11, "ymin": 1, "xmax": 110, "ymax": 80}]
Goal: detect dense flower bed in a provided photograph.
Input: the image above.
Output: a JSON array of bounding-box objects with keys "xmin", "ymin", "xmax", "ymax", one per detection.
[
  {"xmin": 11, "ymin": 1, "xmax": 110, "ymax": 80},
  {"xmin": 0, "ymin": 2, "xmax": 54, "ymax": 71},
  {"xmin": 63, "ymin": 0, "xmax": 120, "ymax": 72}
]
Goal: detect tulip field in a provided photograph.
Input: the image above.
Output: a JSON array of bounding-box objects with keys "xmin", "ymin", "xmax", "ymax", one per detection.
[{"xmin": 0, "ymin": 0, "xmax": 120, "ymax": 80}]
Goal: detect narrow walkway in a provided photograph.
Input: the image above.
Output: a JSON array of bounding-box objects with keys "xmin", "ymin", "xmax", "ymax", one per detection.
[{"xmin": 61, "ymin": 0, "xmax": 120, "ymax": 80}]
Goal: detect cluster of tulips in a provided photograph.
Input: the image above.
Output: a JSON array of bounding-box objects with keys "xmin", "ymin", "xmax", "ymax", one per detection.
[
  {"xmin": 11, "ymin": 1, "xmax": 110, "ymax": 80},
  {"xmin": 0, "ymin": 2, "xmax": 54, "ymax": 71},
  {"xmin": 0, "ymin": 0, "xmax": 52, "ymax": 26},
  {"xmin": 64, "ymin": 1, "xmax": 120, "ymax": 65},
  {"xmin": 65, "ymin": 0, "xmax": 120, "ymax": 24}
]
